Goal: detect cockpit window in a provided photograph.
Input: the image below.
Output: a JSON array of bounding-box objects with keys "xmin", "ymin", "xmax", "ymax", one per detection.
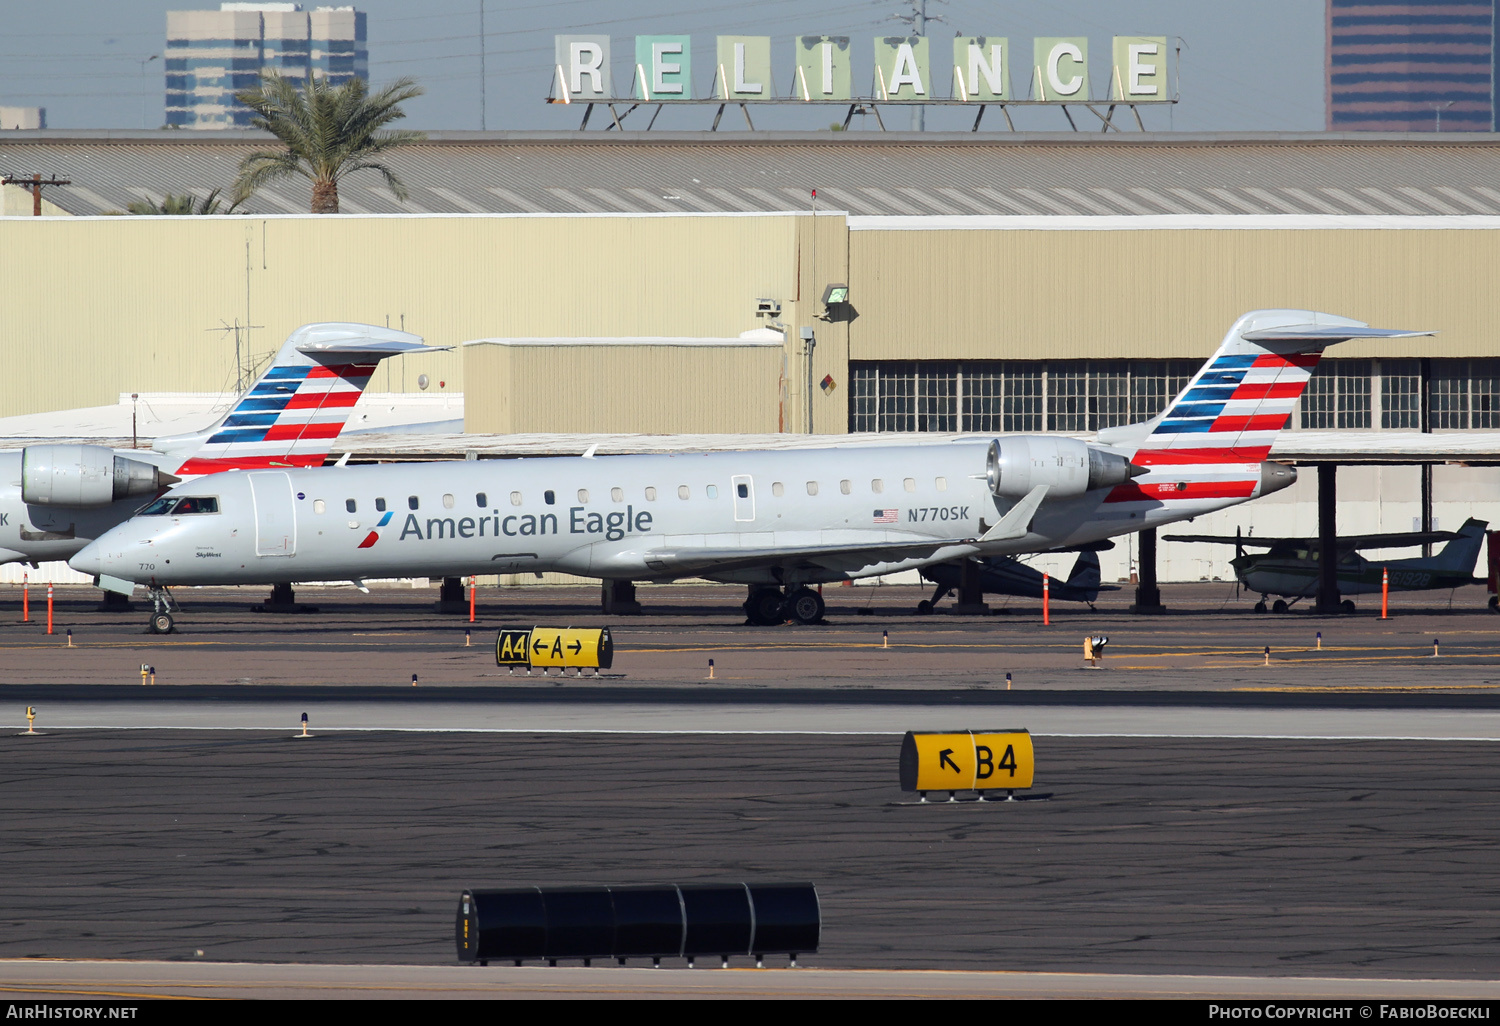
[{"xmin": 138, "ymin": 496, "xmax": 219, "ymax": 516}]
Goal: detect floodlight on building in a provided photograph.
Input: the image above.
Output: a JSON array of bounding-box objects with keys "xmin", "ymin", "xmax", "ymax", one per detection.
[{"xmin": 821, "ymin": 283, "xmax": 849, "ymax": 306}]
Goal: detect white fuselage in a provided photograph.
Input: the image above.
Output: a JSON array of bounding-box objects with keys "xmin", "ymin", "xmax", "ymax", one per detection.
[{"xmin": 73, "ymin": 440, "xmax": 1265, "ymax": 589}]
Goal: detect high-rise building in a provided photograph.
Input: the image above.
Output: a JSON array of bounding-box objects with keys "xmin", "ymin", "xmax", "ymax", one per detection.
[
  {"xmin": 165, "ymin": 3, "xmax": 367, "ymax": 129},
  {"xmin": 1327, "ymin": 1, "xmax": 1496, "ymax": 131}
]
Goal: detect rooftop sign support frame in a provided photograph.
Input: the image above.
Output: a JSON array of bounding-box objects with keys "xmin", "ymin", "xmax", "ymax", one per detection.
[{"xmin": 547, "ymin": 33, "xmax": 1178, "ymax": 132}]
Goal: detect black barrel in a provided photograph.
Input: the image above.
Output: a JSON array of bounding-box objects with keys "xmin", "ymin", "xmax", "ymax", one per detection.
[
  {"xmin": 458, "ymin": 887, "xmax": 545, "ymax": 962},
  {"xmin": 680, "ymin": 883, "xmax": 753, "ymax": 956},
  {"xmin": 747, "ymin": 882, "xmax": 821, "ymax": 955},
  {"xmin": 457, "ymin": 883, "xmax": 818, "ymax": 964},
  {"xmin": 541, "ymin": 886, "xmax": 615, "ymax": 959},
  {"xmin": 609, "ymin": 884, "xmax": 684, "ymax": 958}
]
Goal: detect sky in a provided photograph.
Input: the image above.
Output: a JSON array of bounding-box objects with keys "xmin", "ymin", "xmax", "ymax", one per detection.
[{"xmin": 0, "ymin": 1, "xmax": 1325, "ymax": 133}]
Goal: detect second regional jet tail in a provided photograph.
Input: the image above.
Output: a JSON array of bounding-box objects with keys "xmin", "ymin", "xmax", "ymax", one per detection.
[
  {"xmin": 1096, "ymin": 310, "xmax": 1433, "ymax": 507},
  {"xmin": 154, "ymin": 322, "xmax": 439, "ymax": 475}
]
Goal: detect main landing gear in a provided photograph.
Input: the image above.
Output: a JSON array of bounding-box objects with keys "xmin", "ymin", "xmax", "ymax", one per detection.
[
  {"xmin": 146, "ymin": 585, "xmax": 178, "ymax": 634},
  {"xmin": 744, "ymin": 586, "xmax": 825, "ymax": 626}
]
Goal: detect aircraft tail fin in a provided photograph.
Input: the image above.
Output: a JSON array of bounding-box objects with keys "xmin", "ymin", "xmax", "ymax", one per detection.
[
  {"xmin": 1430, "ymin": 518, "xmax": 1488, "ymax": 573},
  {"xmin": 1064, "ymin": 549, "xmax": 1102, "ymax": 601},
  {"xmin": 1098, "ymin": 310, "xmax": 1431, "ymax": 465},
  {"xmin": 153, "ymin": 323, "xmax": 447, "ymax": 475}
]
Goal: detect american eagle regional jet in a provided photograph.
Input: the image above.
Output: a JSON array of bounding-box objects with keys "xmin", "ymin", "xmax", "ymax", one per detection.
[
  {"xmin": 70, "ymin": 310, "xmax": 1430, "ymax": 632},
  {"xmin": 1, "ymin": 322, "xmax": 442, "ymax": 574}
]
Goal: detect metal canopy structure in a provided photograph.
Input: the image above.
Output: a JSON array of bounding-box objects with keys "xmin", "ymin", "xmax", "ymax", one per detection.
[{"xmin": 9, "ymin": 131, "xmax": 1500, "ymax": 219}]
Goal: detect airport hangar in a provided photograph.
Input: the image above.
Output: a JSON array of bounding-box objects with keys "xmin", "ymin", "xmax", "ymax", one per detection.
[{"xmin": 4, "ymin": 129, "xmax": 1500, "ymax": 602}]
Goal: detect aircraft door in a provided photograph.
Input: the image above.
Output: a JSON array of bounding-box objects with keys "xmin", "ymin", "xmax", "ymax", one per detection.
[
  {"xmin": 731, "ymin": 474, "xmax": 755, "ymax": 522},
  {"xmin": 248, "ymin": 471, "xmax": 297, "ymax": 556}
]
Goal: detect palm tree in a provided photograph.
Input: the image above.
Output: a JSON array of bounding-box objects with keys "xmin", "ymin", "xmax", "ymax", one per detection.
[
  {"xmin": 232, "ymin": 71, "xmax": 424, "ymax": 214},
  {"xmin": 125, "ymin": 188, "xmax": 236, "ymax": 215}
]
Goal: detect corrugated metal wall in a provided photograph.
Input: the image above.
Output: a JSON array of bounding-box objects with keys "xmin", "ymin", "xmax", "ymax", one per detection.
[
  {"xmin": 7, "ymin": 212, "xmax": 1500, "ymax": 428},
  {"xmin": 849, "ymin": 226, "xmax": 1500, "ymax": 361},
  {"xmin": 465, "ymin": 343, "xmax": 787, "ymax": 434},
  {"xmin": 0, "ymin": 212, "xmax": 839, "ymax": 423}
]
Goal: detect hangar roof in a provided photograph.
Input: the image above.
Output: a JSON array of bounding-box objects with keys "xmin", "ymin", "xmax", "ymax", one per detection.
[{"xmin": 6, "ymin": 130, "xmax": 1500, "ymax": 218}]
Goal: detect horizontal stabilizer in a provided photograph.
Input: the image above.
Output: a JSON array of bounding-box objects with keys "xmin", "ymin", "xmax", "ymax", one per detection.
[{"xmin": 1241, "ymin": 325, "xmax": 1433, "ymax": 343}]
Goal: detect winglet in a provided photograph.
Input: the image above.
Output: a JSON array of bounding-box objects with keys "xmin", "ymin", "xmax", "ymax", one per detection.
[{"xmin": 979, "ymin": 485, "xmax": 1049, "ymax": 543}]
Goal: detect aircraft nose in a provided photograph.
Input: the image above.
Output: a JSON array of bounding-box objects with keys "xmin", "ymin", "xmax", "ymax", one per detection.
[{"xmin": 69, "ymin": 539, "xmax": 103, "ymax": 576}]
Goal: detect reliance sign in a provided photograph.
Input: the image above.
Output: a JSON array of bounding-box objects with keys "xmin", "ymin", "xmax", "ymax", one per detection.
[{"xmin": 553, "ymin": 34, "xmax": 1172, "ymax": 103}]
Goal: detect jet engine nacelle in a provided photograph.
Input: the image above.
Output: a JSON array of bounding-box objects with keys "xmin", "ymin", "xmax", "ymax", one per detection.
[
  {"xmin": 21, "ymin": 444, "xmax": 172, "ymax": 508},
  {"xmin": 985, "ymin": 437, "xmax": 1140, "ymax": 499}
]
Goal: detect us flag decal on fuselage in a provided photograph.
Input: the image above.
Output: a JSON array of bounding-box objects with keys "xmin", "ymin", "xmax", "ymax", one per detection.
[{"xmin": 873, "ymin": 509, "xmax": 898, "ymax": 524}]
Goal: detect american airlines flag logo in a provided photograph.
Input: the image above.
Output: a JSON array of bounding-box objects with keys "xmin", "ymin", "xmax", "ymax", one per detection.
[{"xmin": 873, "ymin": 509, "xmax": 898, "ymax": 524}]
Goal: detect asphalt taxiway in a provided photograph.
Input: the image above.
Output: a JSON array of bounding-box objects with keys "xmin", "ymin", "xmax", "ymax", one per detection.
[{"xmin": 1, "ymin": 583, "xmax": 1498, "ymax": 998}]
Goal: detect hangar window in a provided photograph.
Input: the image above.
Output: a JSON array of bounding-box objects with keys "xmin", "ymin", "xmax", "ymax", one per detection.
[
  {"xmin": 771, "ymin": 482, "xmax": 785, "ymax": 497},
  {"xmin": 706, "ymin": 485, "xmax": 719, "ymax": 499},
  {"xmin": 408, "ymin": 496, "xmax": 420, "ymax": 510},
  {"xmin": 346, "ymin": 499, "xmax": 357, "ymax": 513},
  {"xmin": 806, "ymin": 481, "xmax": 818, "ymax": 496},
  {"xmin": 1300, "ymin": 359, "xmax": 1371, "ymax": 430},
  {"xmin": 935, "ymin": 477, "xmax": 947, "ymax": 491},
  {"xmin": 313, "ymin": 499, "xmax": 326, "ymax": 514},
  {"xmin": 375, "ymin": 497, "xmax": 386, "ymax": 512},
  {"xmin": 871, "ymin": 479, "xmax": 883, "ymax": 493},
  {"xmin": 476, "ymin": 492, "xmax": 487, "ymax": 507},
  {"xmin": 849, "ymin": 360, "xmax": 1195, "ymax": 434},
  {"xmin": 577, "ymin": 488, "xmax": 590, "ymax": 503},
  {"xmin": 442, "ymin": 493, "xmax": 455, "ymax": 509},
  {"xmin": 510, "ymin": 491, "xmax": 522, "ymax": 506},
  {"xmin": 903, "ymin": 478, "xmax": 916, "ymax": 492},
  {"xmin": 645, "ymin": 487, "xmax": 657, "ymax": 501},
  {"xmin": 1428, "ymin": 358, "xmax": 1500, "ymax": 430},
  {"xmin": 1381, "ymin": 360, "xmax": 1421, "ymax": 429},
  {"xmin": 839, "ymin": 480, "xmax": 851, "ymax": 495},
  {"xmin": 544, "ymin": 490, "xmax": 556, "ymax": 505},
  {"xmin": 611, "ymin": 487, "xmax": 624, "ymax": 502}
]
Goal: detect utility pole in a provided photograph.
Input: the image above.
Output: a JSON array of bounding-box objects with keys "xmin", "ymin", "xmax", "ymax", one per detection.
[
  {"xmin": 1, "ymin": 174, "xmax": 71, "ymax": 216},
  {"xmin": 479, "ymin": 1, "xmax": 487, "ymax": 130},
  {"xmin": 892, "ymin": 0, "xmax": 945, "ymax": 130}
]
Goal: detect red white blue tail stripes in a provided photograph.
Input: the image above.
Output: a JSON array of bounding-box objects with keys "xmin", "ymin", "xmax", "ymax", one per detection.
[
  {"xmin": 1103, "ymin": 310, "xmax": 1431, "ymax": 507},
  {"xmin": 175, "ymin": 361, "xmax": 378, "ymax": 474},
  {"xmin": 1135, "ymin": 351, "xmax": 1321, "ymax": 466},
  {"xmin": 154, "ymin": 322, "xmax": 438, "ymax": 477}
]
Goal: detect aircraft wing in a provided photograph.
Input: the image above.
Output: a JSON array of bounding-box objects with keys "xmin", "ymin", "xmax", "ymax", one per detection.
[
  {"xmin": 642, "ymin": 536, "xmax": 971, "ymax": 577},
  {"xmin": 1164, "ymin": 530, "xmax": 1458, "ymax": 549}
]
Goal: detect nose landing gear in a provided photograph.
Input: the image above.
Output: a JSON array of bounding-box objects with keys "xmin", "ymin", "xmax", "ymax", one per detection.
[{"xmin": 146, "ymin": 585, "xmax": 178, "ymax": 634}]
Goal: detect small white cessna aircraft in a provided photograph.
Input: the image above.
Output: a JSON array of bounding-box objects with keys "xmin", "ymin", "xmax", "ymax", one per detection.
[
  {"xmin": 0, "ymin": 323, "xmax": 442, "ymax": 572},
  {"xmin": 71, "ymin": 310, "xmax": 1430, "ymax": 632}
]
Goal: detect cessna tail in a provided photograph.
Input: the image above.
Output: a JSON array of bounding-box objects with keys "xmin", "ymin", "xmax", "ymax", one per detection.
[{"xmin": 70, "ymin": 310, "xmax": 1432, "ymax": 630}]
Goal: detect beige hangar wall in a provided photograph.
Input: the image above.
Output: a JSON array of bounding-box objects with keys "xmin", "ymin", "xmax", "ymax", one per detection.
[
  {"xmin": 0, "ymin": 211, "xmax": 848, "ymax": 428},
  {"xmin": 847, "ymin": 222, "xmax": 1500, "ymax": 363}
]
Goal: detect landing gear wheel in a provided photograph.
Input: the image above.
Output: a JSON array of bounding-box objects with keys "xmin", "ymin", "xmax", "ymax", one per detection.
[
  {"xmin": 916, "ymin": 600, "xmax": 934, "ymax": 615},
  {"xmin": 149, "ymin": 612, "xmax": 174, "ymax": 634},
  {"xmin": 1253, "ymin": 601, "xmax": 1267, "ymax": 613},
  {"xmin": 1271, "ymin": 599, "xmax": 1289, "ymax": 614},
  {"xmin": 1489, "ymin": 595, "xmax": 1499, "ymax": 612},
  {"xmin": 1340, "ymin": 599, "xmax": 1357, "ymax": 613},
  {"xmin": 744, "ymin": 589, "xmax": 786, "ymax": 626},
  {"xmin": 785, "ymin": 587, "xmax": 825, "ymax": 625}
]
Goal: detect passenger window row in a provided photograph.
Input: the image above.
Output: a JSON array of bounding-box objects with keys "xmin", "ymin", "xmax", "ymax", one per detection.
[{"xmin": 321, "ymin": 477, "xmax": 950, "ymax": 514}]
